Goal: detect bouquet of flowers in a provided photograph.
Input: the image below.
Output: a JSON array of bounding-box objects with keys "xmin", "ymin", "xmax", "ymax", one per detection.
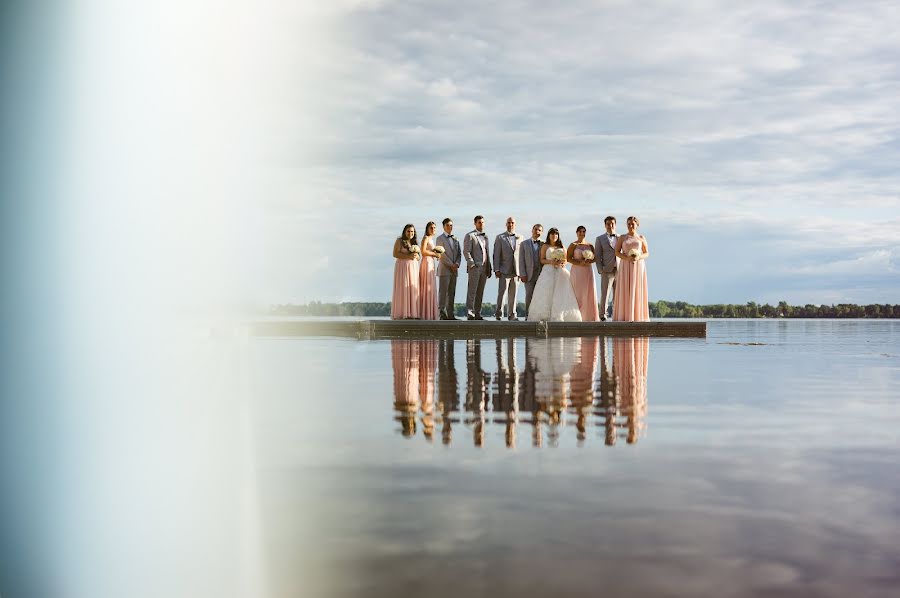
[
  {"xmin": 433, "ymin": 246, "xmax": 445, "ymax": 254},
  {"xmin": 402, "ymin": 240, "xmax": 421, "ymax": 257},
  {"xmin": 628, "ymin": 248, "xmax": 641, "ymax": 259},
  {"xmin": 547, "ymin": 247, "xmax": 565, "ymax": 262},
  {"xmin": 581, "ymin": 250, "xmax": 594, "ymax": 261}
]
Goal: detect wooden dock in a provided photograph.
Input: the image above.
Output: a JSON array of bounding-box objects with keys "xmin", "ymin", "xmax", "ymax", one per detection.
[{"xmin": 251, "ymin": 319, "xmax": 706, "ymax": 339}]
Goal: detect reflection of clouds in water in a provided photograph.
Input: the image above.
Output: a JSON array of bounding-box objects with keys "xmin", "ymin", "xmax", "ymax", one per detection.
[{"xmin": 390, "ymin": 336, "xmax": 650, "ymax": 447}]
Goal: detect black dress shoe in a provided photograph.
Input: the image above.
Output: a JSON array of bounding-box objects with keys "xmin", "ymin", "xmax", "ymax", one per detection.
[
  {"xmin": 495, "ymin": 315, "xmax": 502, "ymax": 321},
  {"xmin": 467, "ymin": 315, "xmax": 475, "ymax": 320},
  {"xmin": 474, "ymin": 316, "xmax": 485, "ymax": 321}
]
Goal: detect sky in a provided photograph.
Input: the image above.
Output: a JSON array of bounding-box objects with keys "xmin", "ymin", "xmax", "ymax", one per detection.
[
  {"xmin": 3, "ymin": 0, "xmax": 898, "ymax": 312},
  {"xmin": 264, "ymin": 0, "xmax": 900, "ymax": 306}
]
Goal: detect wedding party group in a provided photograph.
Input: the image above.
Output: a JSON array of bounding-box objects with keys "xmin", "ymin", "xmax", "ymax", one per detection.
[{"xmin": 391, "ymin": 215, "xmax": 650, "ymax": 322}]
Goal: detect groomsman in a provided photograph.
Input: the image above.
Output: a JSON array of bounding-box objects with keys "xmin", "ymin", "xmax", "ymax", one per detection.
[
  {"xmin": 492, "ymin": 216, "xmax": 523, "ymax": 320},
  {"xmin": 518, "ymin": 223, "xmax": 544, "ymax": 315},
  {"xmin": 463, "ymin": 215, "xmax": 492, "ymax": 320},
  {"xmin": 594, "ymin": 215, "xmax": 619, "ymax": 321},
  {"xmin": 435, "ymin": 217, "xmax": 462, "ymax": 320}
]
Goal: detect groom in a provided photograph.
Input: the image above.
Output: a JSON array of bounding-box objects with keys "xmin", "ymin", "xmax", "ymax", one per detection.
[
  {"xmin": 594, "ymin": 215, "xmax": 618, "ymax": 321},
  {"xmin": 493, "ymin": 216, "xmax": 523, "ymax": 320},
  {"xmin": 463, "ymin": 215, "xmax": 492, "ymax": 320},
  {"xmin": 518, "ymin": 223, "xmax": 544, "ymax": 314}
]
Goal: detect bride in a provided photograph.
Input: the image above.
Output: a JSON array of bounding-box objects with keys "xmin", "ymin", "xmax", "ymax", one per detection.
[{"xmin": 526, "ymin": 228, "xmax": 583, "ymax": 322}]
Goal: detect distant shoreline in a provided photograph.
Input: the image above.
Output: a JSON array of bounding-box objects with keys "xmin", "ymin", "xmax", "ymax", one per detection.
[{"xmin": 271, "ymin": 301, "xmax": 899, "ymax": 319}]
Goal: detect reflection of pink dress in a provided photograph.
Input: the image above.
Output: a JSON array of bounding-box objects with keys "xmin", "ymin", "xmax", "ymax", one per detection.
[
  {"xmin": 613, "ymin": 337, "xmax": 649, "ymax": 443},
  {"xmin": 418, "ymin": 239, "xmax": 439, "ymax": 320},
  {"xmin": 391, "ymin": 242, "xmax": 421, "ymax": 320},
  {"xmin": 570, "ymin": 245, "xmax": 600, "ymax": 321},
  {"xmin": 391, "ymin": 340, "xmax": 419, "ymax": 437},
  {"xmin": 613, "ymin": 235, "xmax": 649, "ymax": 322}
]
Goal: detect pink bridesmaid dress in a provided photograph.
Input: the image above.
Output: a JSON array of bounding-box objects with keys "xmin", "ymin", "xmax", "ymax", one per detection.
[
  {"xmin": 613, "ymin": 235, "xmax": 650, "ymax": 322},
  {"xmin": 391, "ymin": 244, "xmax": 421, "ymax": 319},
  {"xmin": 418, "ymin": 239, "xmax": 439, "ymax": 320},
  {"xmin": 570, "ymin": 245, "xmax": 600, "ymax": 321}
]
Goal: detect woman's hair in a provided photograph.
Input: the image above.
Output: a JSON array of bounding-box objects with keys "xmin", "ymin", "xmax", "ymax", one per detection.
[
  {"xmin": 576, "ymin": 225, "xmax": 586, "ymax": 235},
  {"xmin": 627, "ymin": 216, "xmax": 640, "ymax": 226},
  {"xmin": 545, "ymin": 227, "xmax": 564, "ymax": 248},
  {"xmin": 398, "ymin": 223, "xmax": 418, "ymax": 246},
  {"xmin": 424, "ymin": 221, "xmax": 436, "ymax": 236}
]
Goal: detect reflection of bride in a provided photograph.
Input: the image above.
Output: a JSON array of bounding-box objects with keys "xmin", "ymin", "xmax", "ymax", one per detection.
[
  {"xmin": 526, "ymin": 228, "xmax": 583, "ymax": 322},
  {"xmin": 529, "ymin": 337, "xmax": 580, "ymax": 445}
]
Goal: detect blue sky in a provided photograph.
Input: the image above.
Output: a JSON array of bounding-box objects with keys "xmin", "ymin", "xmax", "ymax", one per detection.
[
  {"xmin": 6, "ymin": 0, "xmax": 896, "ymax": 308},
  {"xmin": 258, "ymin": 0, "xmax": 899, "ymax": 305}
]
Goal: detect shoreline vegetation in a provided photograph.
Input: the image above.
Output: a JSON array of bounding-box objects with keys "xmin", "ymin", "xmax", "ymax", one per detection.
[{"xmin": 270, "ymin": 301, "xmax": 900, "ymax": 319}]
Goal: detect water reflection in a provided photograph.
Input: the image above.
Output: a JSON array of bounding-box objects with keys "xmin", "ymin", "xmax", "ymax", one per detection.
[
  {"xmin": 390, "ymin": 336, "xmax": 651, "ymax": 447},
  {"xmin": 390, "ymin": 340, "xmax": 436, "ymax": 440}
]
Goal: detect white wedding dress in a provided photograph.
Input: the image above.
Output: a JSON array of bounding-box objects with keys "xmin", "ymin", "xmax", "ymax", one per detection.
[{"xmin": 527, "ymin": 264, "xmax": 583, "ymax": 322}]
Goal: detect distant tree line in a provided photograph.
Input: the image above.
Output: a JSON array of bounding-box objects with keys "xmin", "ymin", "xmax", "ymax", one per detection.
[{"xmin": 270, "ymin": 300, "xmax": 900, "ymax": 318}]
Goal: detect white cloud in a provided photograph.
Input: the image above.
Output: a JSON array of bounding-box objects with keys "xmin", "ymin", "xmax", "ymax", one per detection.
[{"xmin": 251, "ymin": 0, "xmax": 900, "ymax": 304}]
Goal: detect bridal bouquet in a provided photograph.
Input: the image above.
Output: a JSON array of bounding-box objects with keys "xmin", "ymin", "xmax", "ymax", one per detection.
[
  {"xmin": 547, "ymin": 247, "xmax": 565, "ymax": 262},
  {"xmin": 433, "ymin": 246, "xmax": 445, "ymax": 254},
  {"xmin": 581, "ymin": 250, "xmax": 594, "ymax": 261}
]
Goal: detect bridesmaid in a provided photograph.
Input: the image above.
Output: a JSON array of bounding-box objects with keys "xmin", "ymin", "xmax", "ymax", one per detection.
[
  {"xmin": 391, "ymin": 224, "xmax": 421, "ymax": 320},
  {"xmin": 612, "ymin": 216, "xmax": 650, "ymax": 322},
  {"xmin": 418, "ymin": 221, "xmax": 440, "ymax": 320},
  {"xmin": 567, "ymin": 225, "xmax": 600, "ymax": 321}
]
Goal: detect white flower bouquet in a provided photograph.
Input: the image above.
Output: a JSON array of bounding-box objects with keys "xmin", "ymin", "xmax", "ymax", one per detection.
[
  {"xmin": 410, "ymin": 244, "xmax": 421, "ymax": 254},
  {"xmin": 581, "ymin": 250, "xmax": 594, "ymax": 261},
  {"xmin": 547, "ymin": 247, "xmax": 565, "ymax": 262},
  {"xmin": 433, "ymin": 246, "xmax": 445, "ymax": 254},
  {"xmin": 628, "ymin": 248, "xmax": 641, "ymax": 259}
]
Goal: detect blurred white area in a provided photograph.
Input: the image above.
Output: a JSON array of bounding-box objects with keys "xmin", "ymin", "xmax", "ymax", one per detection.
[{"xmin": 1, "ymin": 1, "xmax": 337, "ymax": 596}]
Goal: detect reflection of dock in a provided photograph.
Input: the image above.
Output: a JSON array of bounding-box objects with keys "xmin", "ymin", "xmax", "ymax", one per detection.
[{"xmin": 252, "ymin": 319, "xmax": 706, "ymax": 339}]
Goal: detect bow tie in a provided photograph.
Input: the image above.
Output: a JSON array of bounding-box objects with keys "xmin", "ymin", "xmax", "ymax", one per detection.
[
  {"xmin": 506, "ymin": 233, "xmax": 516, "ymax": 237},
  {"xmin": 477, "ymin": 232, "xmax": 486, "ymax": 237},
  {"xmin": 447, "ymin": 234, "xmax": 456, "ymax": 239}
]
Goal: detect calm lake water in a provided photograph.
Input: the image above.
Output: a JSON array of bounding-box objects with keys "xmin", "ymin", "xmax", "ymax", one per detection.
[{"xmin": 250, "ymin": 320, "xmax": 900, "ymax": 598}]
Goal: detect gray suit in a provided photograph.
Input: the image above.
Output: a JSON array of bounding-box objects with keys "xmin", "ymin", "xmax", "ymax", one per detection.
[
  {"xmin": 594, "ymin": 233, "xmax": 619, "ymax": 319},
  {"xmin": 493, "ymin": 232, "xmax": 523, "ymax": 319},
  {"xmin": 518, "ymin": 237, "xmax": 544, "ymax": 314},
  {"xmin": 435, "ymin": 232, "xmax": 462, "ymax": 319},
  {"xmin": 463, "ymin": 230, "xmax": 492, "ymax": 318}
]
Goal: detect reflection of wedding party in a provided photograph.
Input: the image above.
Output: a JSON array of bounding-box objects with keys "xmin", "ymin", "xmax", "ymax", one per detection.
[
  {"xmin": 392, "ymin": 215, "xmax": 650, "ymax": 322},
  {"xmin": 390, "ymin": 337, "xmax": 650, "ymax": 448}
]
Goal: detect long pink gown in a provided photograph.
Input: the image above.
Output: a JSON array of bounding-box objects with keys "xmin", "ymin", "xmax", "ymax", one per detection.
[
  {"xmin": 418, "ymin": 238, "xmax": 439, "ymax": 320},
  {"xmin": 569, "ymin": 244, "xmax": 600, "ymax": 321},
  {"xmin": 391, "ymin": 242, "xmax": 420, "ymax": 319},
  {"xmin": 613, "ymin": 235, "xmax": 650, "ymax": 322}
]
